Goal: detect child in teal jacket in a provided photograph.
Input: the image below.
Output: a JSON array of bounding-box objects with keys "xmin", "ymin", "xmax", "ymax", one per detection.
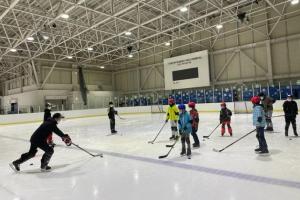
[{"xmin": 178, "ymin": 104, "xmax": 192, "ymax": 158}]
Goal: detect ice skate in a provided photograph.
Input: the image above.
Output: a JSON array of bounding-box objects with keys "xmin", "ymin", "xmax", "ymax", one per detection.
[
  {"xmin": 258, "ymin": 149, "xmax": 269, "ymax": 155},
  {"xmin": 193, "ymin": 143, "xmax": 200, "ymax": 148},
  {"xmin": 9, "ymin": 161, "xmax": 20, "ymax": 172},
  {"xmin": 41, "ymin": 165, "xmax": 52, "ymax": 172}
]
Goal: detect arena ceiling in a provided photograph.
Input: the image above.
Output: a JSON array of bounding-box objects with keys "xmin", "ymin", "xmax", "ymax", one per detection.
[{"xmin": 0, "ymin": 0, "xmax": 299, "ymax": 80}]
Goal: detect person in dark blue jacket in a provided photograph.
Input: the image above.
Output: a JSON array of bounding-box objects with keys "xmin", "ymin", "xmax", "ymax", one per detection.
[
  {"xmin": 178, "ymin": 104, "xmax": 192, "ymax": 159},
  {"xmin": 283, "ymin": 95, "xmax": 298, "ymax": 137},
  {"xmin": 108, "ymin": 101, "xmax": 118, "ymax": 134}
]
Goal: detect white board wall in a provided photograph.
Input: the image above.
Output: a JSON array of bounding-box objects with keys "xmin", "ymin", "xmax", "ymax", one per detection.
[{"xmin": 164, "ymin": 50, "xmax": 210, "ymax": 90}]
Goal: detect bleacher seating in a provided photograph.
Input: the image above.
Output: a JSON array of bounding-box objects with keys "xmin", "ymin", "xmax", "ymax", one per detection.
[{"xmin": 114, "ymin": 83, "xmax": 299, "ymax": 107}]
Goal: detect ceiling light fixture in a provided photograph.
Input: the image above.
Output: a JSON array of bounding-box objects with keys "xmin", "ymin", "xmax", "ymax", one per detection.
[
  {"xmin": 27, "ymin": 36, "xmax": 34, "ymax": 41},
  {"xmin": 125, "ymin": 31, "xmax": 132, "ymax": 36},
  {"xmin": 60, "ymin": 13, "xmax": 69, "ymax": 19},
  {"xmin": 291, "ymin": 0, "xmax": 299, "ymax": 5},
  {"xmin": 67, "ymin": 56, "xmax": 73, "ymax": 59},
  {"xmin": 9, "ymin": 48, "xmax": 17, "ymax": 52},
  {"xmin": 128, "ymin": 54, "xmax": 133, "ymax": 58},
  {"xmin": 216, "ymin": 24, "xmax": 223, "ymax": 29},
  {"xmin": 42, "ymin": 35, "xmax": 49, "ymax": 40},
  {"xmin": 100, "ymin": 66, "xmax": 105, "ymax": 69},
  {"xmin": 87, "ymin": 47, "xmax": 93, "ymax": 51},
  {"xmin": 165, "ymin": 42, "xmax": 171, "ymax": 46},
  {"xmin": 180, "ymin": 7, "xmax": 188, "ymax": 12}
]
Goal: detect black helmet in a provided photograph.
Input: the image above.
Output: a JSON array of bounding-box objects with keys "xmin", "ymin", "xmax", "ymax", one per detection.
[
  {"xmin": 52, "ymin": 113, "xmax": 65, "ymax": 119},
  {"xmin": 109, "ymin": 101, "xmax": 114, "ymax": 105},
  {"xmin": 258, "ymin": 92, "xmax": 265, "ymax": 97},
  {"xmin": 46, "ymin": 102, "xmax": 51, "ymax": 107}
]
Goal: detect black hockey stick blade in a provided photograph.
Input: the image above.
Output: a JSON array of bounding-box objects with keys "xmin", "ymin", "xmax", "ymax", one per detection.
[
  {"xmin": 158, "ymin": 154, "xmax": 168, "ymax": 159},
  {"xmin": 148, "ymin": 141, "xmax": 154, "ymax": 144},
  {"xmin": 166, "ymin": 144, "xmax": 174, "ymax": 148},
  {"xmin": 159, "ymin": 139, "xmax": 178, "ymax": 159},
  {"xmin": 166, "ymin": 140, "xmax": 177, "ymax": 148},
  {"xmin": 212, "ymin": 148, "xmax": 222, "ymax": 152},
  {"xmin": 203, "ymin": 123, "xmax": 221, "ymax": 139},
  {"xmin": 93, "ymin": 153, "xmax": 103, "ymax": 157}
]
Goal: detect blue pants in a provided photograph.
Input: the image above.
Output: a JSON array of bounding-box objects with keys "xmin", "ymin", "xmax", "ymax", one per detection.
[{"xmin": 256, "ymin": 127, "xmax": 268, "ymax": 150}]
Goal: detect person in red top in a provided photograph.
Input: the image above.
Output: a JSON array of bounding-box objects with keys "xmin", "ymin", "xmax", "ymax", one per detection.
[{"xmin": 188, "ymin": 102, "xmax": 200, "ymax": 148}]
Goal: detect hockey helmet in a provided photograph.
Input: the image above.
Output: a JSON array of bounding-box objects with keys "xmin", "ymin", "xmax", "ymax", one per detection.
[
  {"xmin": 251, "ymin": 96, "xmax": 261, "ymax": 104},
  {"xmin": 168, "ymin": 98, "xmax": 175, "ymax": 105},
  {"xmin": 188, "ymin": 102, "xmax": 196, "ymax": 108},
  {"xmin": 178, "ymin": 104, "xmax": 186, "ymax": 110}
]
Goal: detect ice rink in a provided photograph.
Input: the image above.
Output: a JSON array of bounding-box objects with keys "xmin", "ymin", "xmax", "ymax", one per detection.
[{"xmin": 0, "ymin": 112, "xmax": 300, "ymax": 200}]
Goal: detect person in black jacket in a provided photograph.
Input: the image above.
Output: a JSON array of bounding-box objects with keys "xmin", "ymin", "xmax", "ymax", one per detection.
[
  {"xmin": 9, "ymin": 113, "xmax": 72, "ymax": 172},
  {"xmin": 108, "ymin": 102, "xmax": 118, "ymax": 134},
  {"xmin": 220, "ymin": 102, "xmax": 233, "ymax": 136},
  {"xmin": 44, "ymin": 103, "xmax": 55, "ymax": 147},
  {"xmin": 44, "ymin": 103, "xmax": 52, "ymax": 122},
  {"xmin": 283, "ymin": 95, "xmax": 298, "ymax": 137}
]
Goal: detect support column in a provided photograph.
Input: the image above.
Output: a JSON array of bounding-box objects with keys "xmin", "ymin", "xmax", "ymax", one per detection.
[
  {"xmin": 266, "ymin": 40, "xmax": 273, "ymax": 84},
  {"xmin": 72, "ymin": 64, "xmax": 79, "ymax": 91}
]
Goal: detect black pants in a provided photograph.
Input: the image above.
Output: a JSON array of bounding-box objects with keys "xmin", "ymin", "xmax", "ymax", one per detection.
[
  {"xmin": 256, "ymin": 127, "xmax": 268, "ymax": 150},
  {"xmin": 285, "ymin": 115, "xmax": 297, "ymax": 135},
  {"xmin": 110, "ymin": 118, "xmax": 116, "ymax": 132},
  {"xmin": 191, "ymin": 128, "xmax": 200, "ymax": 145},
  {"xmin": 16, "ymin": 142, "xmax": 54, "ymax": 168},
  {"xmin": 181, "ymin": 134, "xmax": 191, "ymax": 155}
]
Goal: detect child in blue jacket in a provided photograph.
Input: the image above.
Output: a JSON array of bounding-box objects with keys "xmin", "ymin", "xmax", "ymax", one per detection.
[
  {"xmin": 178, "ymin": 104, "xmax": 192, "ymax": 158},
  {"xmin": 251, "ymin": 96, "xmax": 269, "ymax": 154}
]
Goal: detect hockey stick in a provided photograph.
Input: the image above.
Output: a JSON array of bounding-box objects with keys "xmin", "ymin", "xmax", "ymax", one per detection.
[
  {"xmin": 159, "ymin": 138, "xmax": 179, "ymax": 159},
  {"xmin": 203, "ymin": 123, "xmax": 221, "ymax": 139},
  {"xmin": 213, "ymin": 129, "xmax": 256, "ymax": 152},
  {"xmin": 72, "ymin": 143, "xmax": 103, "ymax": 157},
  {"xmin": 166, "ymin": 138, "xmax": 179, "ymax": 147},
  {"xmin": 117, "ymin": 115, "xmax": 126, "ymax": 120},
  {"xmin": 271, "ymin": 114, "xmax": 284, "ymax": 118},
  {"xmin": 148, "ymin": 122, "xmax": 167, "ymax": 144}
]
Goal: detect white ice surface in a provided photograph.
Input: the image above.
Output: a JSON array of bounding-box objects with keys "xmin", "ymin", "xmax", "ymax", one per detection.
[{"xmin": 0, "ymin": 112, "xmax": 300, "ymax": 200}]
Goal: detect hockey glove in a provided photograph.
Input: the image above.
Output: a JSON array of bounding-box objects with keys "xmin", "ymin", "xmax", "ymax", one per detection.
[
  {"xmin": 165, "ymin": 119, "xmax": 169, "ymax": 123},
  {"xmin": 179, "ymin": 129, "xmax": 183, "ymax": 135},
  {"xmin": 257, "ymin": 117, "xmax": 262, "ymax": 123},
  {"xmin": 62, "ymin": 134, "xmax": 72, "ymax": 146}
]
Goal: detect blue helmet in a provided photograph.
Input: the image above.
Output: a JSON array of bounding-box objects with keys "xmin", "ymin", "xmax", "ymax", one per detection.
[{"xmin": 178, "ymin": 104, "xmax": 186, "ymax": 110}]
